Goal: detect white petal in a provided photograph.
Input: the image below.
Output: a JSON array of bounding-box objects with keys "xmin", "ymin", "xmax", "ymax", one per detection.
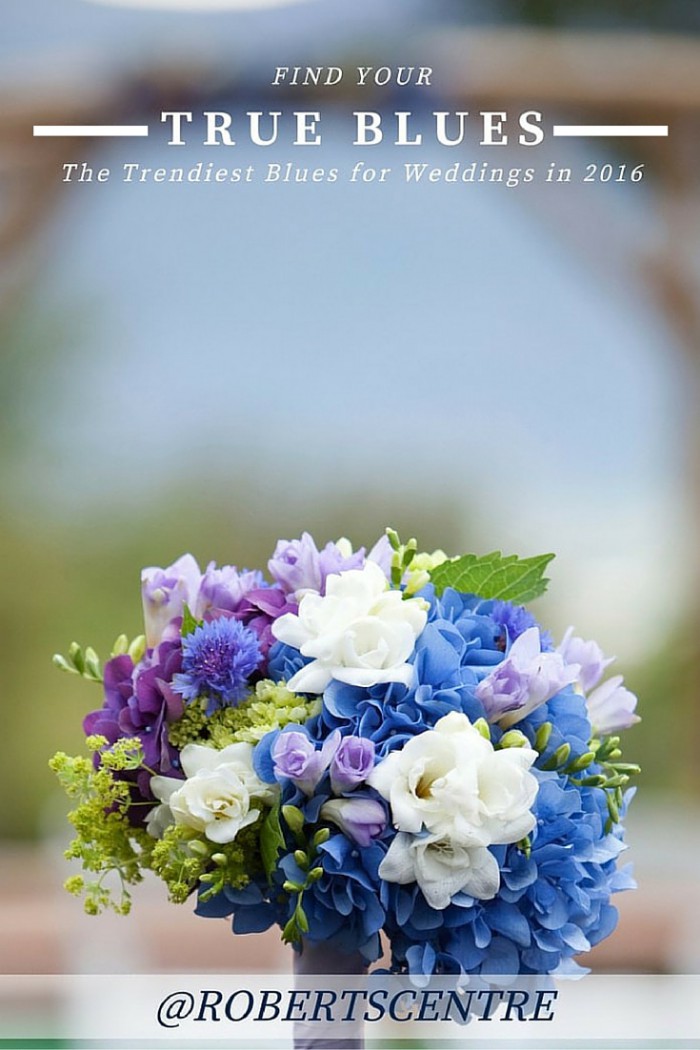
[
  {"xmin": 287, "ymin": 660, "xmax": 332, "ymax": 695},
  {"xmin": 377, "ymin": 834, "xmax": 418, "ymax": 885},
  {"xmin": 149, "ymin": 774, "xmax": 184, "ymax": 804},
  {"xmin": 271, "ymin": 611, "xmax": 310, "ymax": 649}
]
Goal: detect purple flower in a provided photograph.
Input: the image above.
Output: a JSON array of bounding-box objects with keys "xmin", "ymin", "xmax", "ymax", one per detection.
[
  {"xmin": 194, "ymin": 563, "xmax": 265, "ymax": 619},
  {"xmin": 320, "ymin": 797, "xmax": 387, "ymax": 847},
  {"xmin": 141, "ymin": 554, "xmax": 202, "ymax": 647},
  {"xmin": 83, "ymin": 638, "xmax": 185, "ymax": 816},
  {"xmin": 367, "ymin": 534, "xmax": 392, "ymax": 578},
  {"xmin": 586, "ymin": 675, "xmax": 640, "ymax": 735},
  {"xmin": 172, "ymin": 617, "xmax": 262, "ymax": 711},
  {"xmin": 330, "ymin": 736, "xmax": 375, "ymax": 794},
  {"xmin": 557, "ymin": 627, "xmax": 615, "ymax": 693},
  {"xmin": 232, "ymin": 587, "xmax": 297, "ymax": 661},
  {"xmin": 475, "ymin": 627, "xmax": 579, "ymax": 727},
  {"xmin": 271, "ymin": 729, "xmax": 340, "ymax": 795},
  {"xmin": 268, "ymin": 533, "xmax": 364, "ymax": 598}
]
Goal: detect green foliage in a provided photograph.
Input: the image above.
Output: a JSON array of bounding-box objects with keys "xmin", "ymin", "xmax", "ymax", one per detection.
[
  {"xmin": 197, "ymin": 823, "xmax": 262, "ymax": 903},
  {"xmin": 168, "ymin": 679, "xmax": 321, "ymax": 749},
  {"xmin": 181, "ymin": 603, "xmax": 201, "ymax": 638},
  {"xmin": 147, "ymin": 825, "xmax": 208, "ymax": 904},
  {"xmin": 52, "ymin": 641, "xmax": 103, "ymax": 683},
  {"xmin": 110, "ymin": 633, "xmax": 146, "ymax": 663},
  {"xmin": 150, "ymin": 821, "xmax": 259, "ymax": 905},
  {"xmin": 49, "ymin": 738, "xmax": 153, "ymax": 915},
  {"xmin": 533, "ymin": 727, "xmax": 641, "ymax": 834},
  {"xmin": 260, "ymin": 800, "xmax": 285, "ymax": 880},
  {"xmin": 51, "ymin": 733, "xmax": 264, "ymax": 911},
  {"xmin": 386, "ymin": 527, "xmax": 418, "ymax": 588},
  {"xmin": 279, "ymin": 825, "xmax": 330, "ymax": 947},
  {"xmin": 429, "ymin": 550, "xmax": 555, "ymax": 603}
]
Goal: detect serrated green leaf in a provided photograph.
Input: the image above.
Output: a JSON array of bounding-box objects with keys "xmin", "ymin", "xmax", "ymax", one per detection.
[
  {"xmin": 181, "ymin": 603, "xmax": 201, "ymax": 638},
  {"xmin": 429, "ymin": 551, "xmax": 555, "ymax": 604},
  {"xmin": 260, "ymin": 801, "xmax": 285, "ymax": 880}
]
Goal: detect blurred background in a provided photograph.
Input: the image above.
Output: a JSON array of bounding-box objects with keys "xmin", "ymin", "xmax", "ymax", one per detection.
[{"xmin": 2, "ymin": 0, "xmax": 700, "ymax": 993}]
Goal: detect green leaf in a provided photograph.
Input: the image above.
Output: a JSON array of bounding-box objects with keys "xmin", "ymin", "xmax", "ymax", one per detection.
[
  {"xmin": 429, "ymin": 551, "xmax": 555, "ymax": 604},
  {"xmin": 181, "ymin": 603, "xmax": 201, "ymax": 638},
  {"xmin": 260, "ymin": 801, "xmax": 285, "ymax": 880}
]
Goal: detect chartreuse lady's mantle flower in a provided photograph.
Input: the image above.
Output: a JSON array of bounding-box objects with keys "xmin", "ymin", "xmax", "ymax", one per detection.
[
  {"xmin": 272, "ymin": 560, "xmax": 428, "ymax": 693},
  {"xmin": 369, "ymin": 711, "xmax": 538, "ymax": 907},
  {"xmin": 149, "ymin": 742, "xmax": 277, "ymax": 844}
]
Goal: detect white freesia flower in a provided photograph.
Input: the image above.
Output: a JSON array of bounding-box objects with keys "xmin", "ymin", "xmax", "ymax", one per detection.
[
  {"xmin": 369, "ymin": 711, "xmax": 539, "ymax": 906},
  {"xmin": 149, "ymin": 742, "xmax": 278, "ymax": 844},
  {"xmin": 379, "ymin": 832, "xmax": 500, "ymax": 909},
  {"xmin": 272, "ymin": 560, "xmax": 428, "ymax": 693}
]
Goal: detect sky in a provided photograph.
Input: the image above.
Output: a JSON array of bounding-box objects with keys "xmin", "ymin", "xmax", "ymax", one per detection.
[{"xmin": 2, "ymin": 0, "xmax": 690, "ymax": 660}]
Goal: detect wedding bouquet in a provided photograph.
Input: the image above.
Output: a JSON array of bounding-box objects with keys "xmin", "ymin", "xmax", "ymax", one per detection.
[{"xmin": 51, "ymin": 529, "xmax": 640, "ymax": 977}]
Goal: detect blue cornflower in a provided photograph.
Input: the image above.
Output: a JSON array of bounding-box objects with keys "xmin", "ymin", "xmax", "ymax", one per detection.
[
  {"xmin": 489, "ymin": 600, "xmax": 554, "ymax": 650},
  {"xmin": 172, "ymin": 617, "xmax": 261, "ymax": 711}
]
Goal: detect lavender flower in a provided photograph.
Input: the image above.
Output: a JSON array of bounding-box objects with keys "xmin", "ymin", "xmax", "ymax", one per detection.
[
  {"xmin": 268, "ymin": 533, "xmax": 364, "ymax": 598},
  {"xmin": 586, "ymin": 675, "xmax": 640, "ymax": 735},
  {"xmin": 366, "ymin": 533, "xmax": 392, "ymax": 578},
  {"xmin": 194, "ymin": 563, "xmax": 265, "ymax": 619},
  {"xmin": 232, "ymin": 586, "xmax": 297, "ymax": 660},
  {"xmin": 141, "ymin": 554, "xmax": 202, "ymax": 647},
  {"xmin": 320, "ymin": 797, "xmax": 387, "ymax": 847},
  {"xmin": 173, "ymin": 617, "xmax": 262, "ymax": 711},
  {"xmin": 330, "ymin": 736, "xmax": 375, "ymax": 794},
  {"xmin": 557, "ymin": 627, "xmax": 615, "ymax": 693},
  {"xmin": 271, "ymin": 729, "xmax": 340, "ymax": 795},
  {"xmin": 475, "ymin": 627, "xmax": 578, "ymax": 727}
]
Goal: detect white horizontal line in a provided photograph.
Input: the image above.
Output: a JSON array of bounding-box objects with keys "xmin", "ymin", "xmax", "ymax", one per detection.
[
  {"xmin": 553, "ymin": 125, "xmax": 668, "ymax": 137},
  {"xmin": 33, "ymin": 125, "xmax": 150, "ymax": 137}
]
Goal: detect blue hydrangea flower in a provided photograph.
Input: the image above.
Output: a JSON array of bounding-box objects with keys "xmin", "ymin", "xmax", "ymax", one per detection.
[
  {"xmin": 172, "ymin": 616, "xmax": 261, "ymax": 712},
  {"xmin": 377, "ymin": 771, "xmax": 634, "ymax": 977},
  {"xmin": 199, "ymin": 587, "xmax": 635, "ymax": 977},
  {"xmin": 270, "ymin": 588, "xmax": 562, "ymax": 760}
]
